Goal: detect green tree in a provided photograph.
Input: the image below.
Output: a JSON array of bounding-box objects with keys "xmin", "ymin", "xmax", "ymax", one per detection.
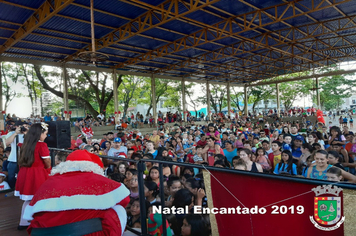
[
  {"xmin": 118, "ymin": 75, "xmax": 144, "ymax": 117},
  {"xmin": 278, "ymin": 79, "xmax": 313, "ymax": 110},
  {"xmin": 185, "ymin": 82, "xmax": 200, "ymax": 117},
  {"xmin": 247, "ymin": 85, "xmax": 275, "ymax": 112},
  {"xmin": 318, "ymin": 74, "xmax": 356, "ymax": 110},
  {"xmin": 1, "ymin": 62, "xmax": 21, "ymax": 111},
  {"xmin": 34, "ymin": 65, "xmax": 123, "ymax": 116},
  {"xmin": 197, "ymin": 84, "xmax": 227, "ymax": 113},
  {"xmin": 230, "ymin": 86, "xmax": 244, "ymax": 111},
  {"xmin": 139, "ymin": 78, "xmax": 180, "ymax": 116}
]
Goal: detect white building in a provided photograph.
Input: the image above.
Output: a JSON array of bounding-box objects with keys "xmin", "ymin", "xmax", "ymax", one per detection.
[
  {"xmin": 253, "ymin": 99, "xmax": 281, "ymax": 111},
  {"xmin": 342, "ymin": 95, "xmax": 356, "ymax": 109},
  {"xmin": 125, "ymin": 98, "xmax": 179, "ymax": 117}
]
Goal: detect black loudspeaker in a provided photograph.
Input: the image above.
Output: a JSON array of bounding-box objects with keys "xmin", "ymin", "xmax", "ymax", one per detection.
[{"xmin": 44, "ymin": 121, "xmax": 71, "ymax": 149}]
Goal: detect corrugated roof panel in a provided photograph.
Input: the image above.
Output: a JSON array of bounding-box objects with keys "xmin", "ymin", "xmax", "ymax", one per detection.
[
  {"xmin": 195, "ymin": 43, "xmax": 223, "ymax": 51},
  {"xmin": 74, "ymin": 0, "xmax": 149, "ymax": 19},
  {"xmin": 185, "ymin": 10, "xmax": 223, "ymax": 26},
  {"xmin": 212, "ymin": 57, "xmax": 238, "ymax": 65},
  {"xmin": 0, "ymin": 29, "xmax": 15, "ymax": 38},
  {"xmin": 141, "ymin": 28, "xmax": 183, "ymax": 42},
  {"xmin": 0, "ymin": 22, "xmax": 18, "ymax": 31},
  {"xmin": 308, "ymin": 8, "xmax": 343, "ymax": 22},
  {"xmin": 13, "ymin": 41, "xmax": 76, "ymax": 55},
  {"xmin": 58, "ymin": 4, "xmax": 129, "ymax": 29},
  {"xmin": 149, "ymin": 57, "xmax": 178, "ymax": 65},
  {"xmin": 33, "ymin": 29, "xmax": 91, "ymax": 45},
  {"xmin": 6, "ymin": 0, "xmax": 45, "ymax": 8},
  {"xmin": 133, "ymin": 0, "xmax": 165, "ymax": 5},
  {"xmin": 160, "ymin": 21, "xmax": 202, "ymax": 35},
  {"xmin": 213, "ymin": 0, "xmax": 255, "ymax": 16},
  {"xmin": 2, "ymin": 52, "xmax": 59, "ymax": 62},
  {"xmin": 97, "ymin": 47, "xmax": 139, "ymax": 58},
  {"xmin": 112, "ymin": 44, "xmax": 148, "ymax": 54},
  {"xmin": 42, "ymin": 16, "xmax": 112, "ymax": 39},
  {"xmin": 0, "ymin": 39, "xmax": 6, "ymax": 45},
  {"xmin": 105, "ymin": 57, "xmax": 126, "ymax": 63},
  {"xmin": 24, "ymin": 33, "xmax": 87, "ymax": 50},
  {"xmin": 337, "ymin": 1, "xmax": 356, "ymax": 15},
  {"xmin": 172, "ymin": 48, "xmax": 209, "ymax": 57},
  {"xmin": 7, "ymin": 48, "xmax": 65, "ymax": 59},
  {"xmin": 283, "ymin": 15, "xmax": 314, "ymax": 27},
  {"xmin": 0, "ymin": 3, "xmax": 34, "ymax": 24},
  {"xmin": 121, "ymin": 36, "xmax": 167, "ymax": 50},
  {"xmin": 204, "ymin": 7, "xmax": 231, "ymax": 19},
  {"xmin": 213, "ymin": 37, "xmax": 241, "ymax": 47},
  {"xmin": 137, "ymin": 62, "xmax": 165, "ymax": 69}
]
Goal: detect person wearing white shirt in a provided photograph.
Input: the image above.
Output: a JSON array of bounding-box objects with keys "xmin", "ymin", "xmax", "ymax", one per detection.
[
  {"xmin": 108, "ymin": 137, "xmax": 128, "ymax": 157},
  {"xmin": 5, "ymin": 121, "xmax": 29, "ymax": 189}
]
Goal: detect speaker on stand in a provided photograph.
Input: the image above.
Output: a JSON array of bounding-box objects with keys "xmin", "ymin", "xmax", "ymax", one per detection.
[{"xmin": 44, "ymin": 121, "xmax": 71, "ymax": 149}]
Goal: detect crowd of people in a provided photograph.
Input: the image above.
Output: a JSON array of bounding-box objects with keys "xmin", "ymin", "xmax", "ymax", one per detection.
[{"xmin": 1, "ymin": 109, "xmax": 356, "ymax": 235}]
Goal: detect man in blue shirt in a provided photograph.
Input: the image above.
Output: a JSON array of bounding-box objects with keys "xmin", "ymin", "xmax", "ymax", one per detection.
[
  {"xmin": 43, "ymin": 113, "xmax": 51, "ymax": 122},
  {"xmin": 292, "ymin": 135, "xmax": 304, "ymax": 159}
]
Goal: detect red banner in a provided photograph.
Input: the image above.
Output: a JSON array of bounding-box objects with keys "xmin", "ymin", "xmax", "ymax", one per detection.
[{"xmin": 203, "ymin": 170, "xmax": 344, "ymax": 236}]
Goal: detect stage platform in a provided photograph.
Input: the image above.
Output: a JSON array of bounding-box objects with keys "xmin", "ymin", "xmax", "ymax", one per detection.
[{"xmin": 0, "ymin": 192, "xmax": 28, "ymax": 236}]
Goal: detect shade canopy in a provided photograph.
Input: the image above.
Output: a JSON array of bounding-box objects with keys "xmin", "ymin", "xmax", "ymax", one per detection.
[{"xmin": 1, "ymin": 0, "xmax": 356, "ymax": 84}]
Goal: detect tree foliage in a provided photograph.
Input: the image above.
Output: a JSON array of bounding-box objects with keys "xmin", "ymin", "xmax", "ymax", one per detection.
[
  {"xmin": 117, "ymin": 75, "xmax": 144, "ymax": 117},
  {"xmin": 33, "ymin": 65, "xmax": 122, "ymax": 116},
  {"xmin": 138, "ymin": 78, "xmax": 180, "ymax": 116},
  {"xmin": 1, "ymin": 62, "xmax": 21, "ymax": 111}
]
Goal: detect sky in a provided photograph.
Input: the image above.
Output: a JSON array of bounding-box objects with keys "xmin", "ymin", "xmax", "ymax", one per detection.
[{"xmin": 4, "ymin": 61, "xmax": 356, "ymax": 118}]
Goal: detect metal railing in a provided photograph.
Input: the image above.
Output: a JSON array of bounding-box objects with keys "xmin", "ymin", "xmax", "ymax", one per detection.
[{"xmin": 49, "ymin": 148, "xmax": 356, "ymax": 236}]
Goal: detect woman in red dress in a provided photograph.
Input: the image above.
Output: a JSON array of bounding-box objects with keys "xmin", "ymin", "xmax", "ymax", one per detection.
[{"xmin": 15, "ymin": 122, "xmax": 51, "ymax": 230}]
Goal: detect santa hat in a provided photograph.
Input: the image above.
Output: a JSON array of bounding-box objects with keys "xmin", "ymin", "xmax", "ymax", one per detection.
[
  {"xmin": 51, "ymin": 150, "xmax": 104, "ymax": 176},
  {"xmin": 117, "ymin": 152, "xmax": 127, "ymax": 159}
]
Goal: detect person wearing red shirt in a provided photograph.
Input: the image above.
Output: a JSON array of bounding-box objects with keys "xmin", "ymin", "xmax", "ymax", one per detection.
[
  {"xmin": 203, "ymin": 137, "xmax": 224, "ymax": 166},
  {"xmin": 197, "ymin": 135, "xmax": 207, "ymax": 147},
  {"xmin": 99, "ymin": 133, "xmax": 107, "ymax": 146},
  {"xmin": 268, "ymin": 141, "xmax": 282, "ymax": 170},
  {"xmin": 127, "ymin": 140, "xmax": 138, "ymax": 152}
]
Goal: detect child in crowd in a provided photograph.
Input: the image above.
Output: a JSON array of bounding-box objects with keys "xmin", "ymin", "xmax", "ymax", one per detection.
[
  {"xmin": 130, "ymin": 173, "xmax": 139, "ymax": 198},
  {"xmin": 256, "ymin": 148, "xmax": 271, "ymax": 172},
  {"xmin": 147, "ymin": 166, "xmax": 160, "ymax": 187},
  {"xmin": 268, "ymin": 141, "xmax": 282, "ymax": 170},
  {"xmin": 206, "ymin": 123, "xmax": 220, "ymax": 143},
  {"xmin": 234, "ymin": 158, "xmax": 247, "ymax": 171},
  {"xmin": 274, "ymin": 150, "xmax": 298, "ymax": 175},
  {"xmin": 181, "ymin": 214, "xmax": 210, "ymax": 236},
  {"xmin": 0, "ymin": 172, "xmax": 10, "ymax": 191},
  {"xmin": 282, "ymin": 134, "xmax": 293, "ymax": 152},
  {"xmin": 301, "ymin": 156, "xmax": 313, "ymax": 177},
  {"xmin": 327, "ymin": 151, "xmax": 345, "ymax": 170},
  {"xmin": 144, "ymin": 181, "xmax": 159, "ymax": 204},
  {"xmin": 326, "ymin": 167, "xmax": 343, "ymax": 182}
]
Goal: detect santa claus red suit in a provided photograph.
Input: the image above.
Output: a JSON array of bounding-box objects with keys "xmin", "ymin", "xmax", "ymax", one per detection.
[{"xmin": 23, "ymin": 150, "xmax": 130, "ymax": 236}]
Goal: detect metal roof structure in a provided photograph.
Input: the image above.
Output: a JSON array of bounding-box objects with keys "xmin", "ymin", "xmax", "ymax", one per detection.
[{"xmin": 1, "ymin": 0, "xmax": 356, "ymax": 85}]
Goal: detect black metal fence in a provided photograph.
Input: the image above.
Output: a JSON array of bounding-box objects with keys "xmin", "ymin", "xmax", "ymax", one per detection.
[{"xmin": 49, "ymin": 148, "xmax": 356, "ymax": 236}]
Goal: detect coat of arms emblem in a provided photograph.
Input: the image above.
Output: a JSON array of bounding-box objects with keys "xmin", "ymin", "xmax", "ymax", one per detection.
[{"xmin": 309, "ymin": 185, "xmax": 345, "ymax": 231}]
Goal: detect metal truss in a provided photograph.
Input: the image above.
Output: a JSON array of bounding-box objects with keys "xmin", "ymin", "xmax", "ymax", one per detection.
[
  {"xmin": 202, "ymin": 55, "xmax": 355, "ymax": 83},
  {"xmin": 63, "ymin": 0, "xmax": 221, "ymax": 62},
  {"xmin": 162, "ymin": 15, "xmax": 356, "ymax": 77},
  {"xmin": 0, "ymin": 0, "xmax": 75, "ymax": 54},
  {"xmin": 114, "ymin": 0, "xmax": 351, "ymax": 69}
]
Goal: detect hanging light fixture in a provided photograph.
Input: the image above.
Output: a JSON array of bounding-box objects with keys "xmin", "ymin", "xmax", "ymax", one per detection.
[{"xmin": 77, "ymin": 0, "xmax": 109, "ymax": 64}]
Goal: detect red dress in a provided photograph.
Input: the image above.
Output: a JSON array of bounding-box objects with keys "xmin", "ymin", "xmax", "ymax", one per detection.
[{"xmin": 15, "ymin": 141, "xmax": 50, "ymax": 201}]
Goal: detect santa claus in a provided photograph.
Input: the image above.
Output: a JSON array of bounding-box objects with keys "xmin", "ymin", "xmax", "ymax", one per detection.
[{"xmin": 23, "ymin": 150, "xmax": 130, "ymax": 236}]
